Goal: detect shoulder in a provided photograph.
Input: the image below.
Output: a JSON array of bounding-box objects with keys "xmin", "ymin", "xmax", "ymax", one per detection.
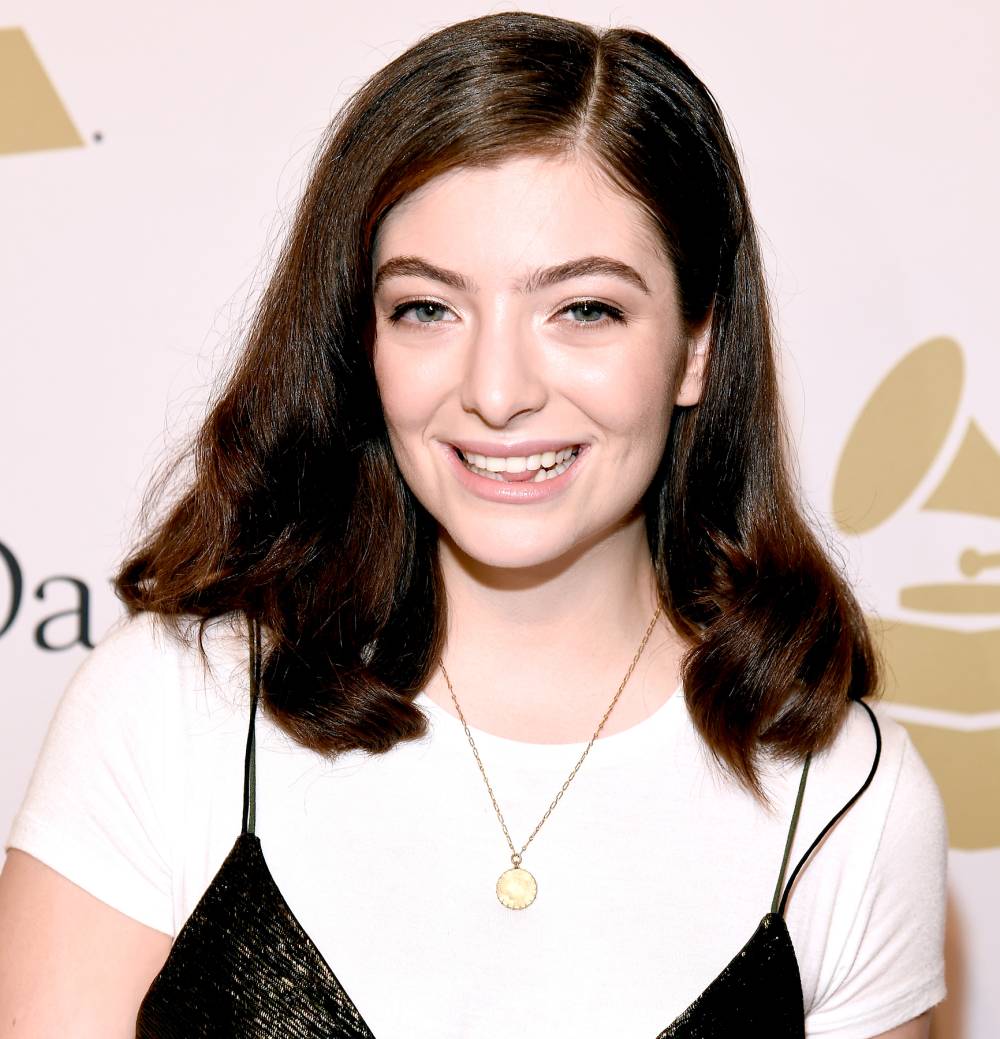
[
  {"xmin": 7, "ymin": 610, "xmax": 262, "ymax": 935},
  {"xmin": 814, "ymin": 699, "xmax": 947, "ymax": 842},
  {"xmin": 776, "ymin": 698, "xmax": 948, "ymax": 938},
  {"xmin": 793, "ymin": 702, "xmax": 948, "ymax": 1029},
  {"xmin": 842, "ymin": 700, "xmax": 949, "ymax": 882},
  {"xmin": 52, "ymin": 610, "xmax": 252, "ymax": 743},
  {"xmin": 786, "ymin": 698, "xmax": 948, "ymax": 884},
  {"xmin": 79, "ymin": 610, "xmax": 247, "ymax": 690}
]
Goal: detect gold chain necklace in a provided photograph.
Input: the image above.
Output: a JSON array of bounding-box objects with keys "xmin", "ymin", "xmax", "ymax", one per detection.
[{"xmin": 439, "ymin": 604, "xmax": 662, "ymax": 910}]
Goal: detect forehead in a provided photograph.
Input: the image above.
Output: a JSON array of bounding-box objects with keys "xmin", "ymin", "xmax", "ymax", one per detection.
[{"xmin": 372, "ymin": 153, "xmax": 670, "ymax": 283}]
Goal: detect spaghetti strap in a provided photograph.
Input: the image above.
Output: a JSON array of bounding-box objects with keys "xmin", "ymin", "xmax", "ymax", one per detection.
[
  {"xmin": 775, "ymin": 699, "xmax": 882, "ymax": 917},
  {"xmin": 769, "ymin": 751, "xmax": 812, "ymax": 914},
  {"xmin": 241, "ymin": 616, "xmax": 262, "ymax": 836}
]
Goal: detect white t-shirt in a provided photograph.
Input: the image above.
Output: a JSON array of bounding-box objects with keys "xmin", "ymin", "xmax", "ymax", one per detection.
[{"xmin": 6, "ymin": 612, "xmax": 947, "ymax": 1038}]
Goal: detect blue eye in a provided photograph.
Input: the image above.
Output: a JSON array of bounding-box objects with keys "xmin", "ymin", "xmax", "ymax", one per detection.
[
  {"xmin": 389, "ymin": 300, "xmax": 453, "ymax": 324},
  {"xmin": 563, "ymin": 301, "xmax": 626, "ymax": 326}
]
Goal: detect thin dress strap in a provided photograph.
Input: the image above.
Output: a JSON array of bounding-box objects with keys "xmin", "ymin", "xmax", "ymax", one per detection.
[
  {"xmin": 774, "ymin": 699, "xmax": 882, "ymax": 917},
  {"xmin": 241, "ymin": 617, "xmax": 262, "ymax": 836},
  {"xmin": 770, "ymin": 750, "xmax": 812, "ymax": 914}
]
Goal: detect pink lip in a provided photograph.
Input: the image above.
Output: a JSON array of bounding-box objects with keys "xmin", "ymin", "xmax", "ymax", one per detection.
[
  {"xmin": 439, "ymin": 441, "xmax": 588, "ymax": 504},
  {"xmin": 449, "ymin": 438, "xmax": 583, "ymax": 458}
]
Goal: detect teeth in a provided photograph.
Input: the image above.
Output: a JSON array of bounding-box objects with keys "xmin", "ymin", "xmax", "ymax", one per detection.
[
  {"xmin": 530, "ymin": 458, "xmax": 570, "ymax": 482},
  {"xmin": 459, "ymin": 446, "xmax": 581, "ymax": 481}
]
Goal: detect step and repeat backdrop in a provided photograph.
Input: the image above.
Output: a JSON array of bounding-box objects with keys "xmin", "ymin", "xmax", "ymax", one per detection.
[{"xmin": 1, "ymin": 2, "xmax": 996, "ymax": 1034}]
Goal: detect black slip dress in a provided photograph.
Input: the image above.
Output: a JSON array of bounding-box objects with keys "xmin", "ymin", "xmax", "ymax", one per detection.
[{"xmin": 136, "ymin": 620, "xmax": 883, "ymax": 1038}]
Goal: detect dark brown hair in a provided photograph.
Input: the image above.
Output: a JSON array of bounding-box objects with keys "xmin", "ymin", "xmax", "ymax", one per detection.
[{"xmin": 116, "ymin": 11, "xmax": 878, "ymax": 794}]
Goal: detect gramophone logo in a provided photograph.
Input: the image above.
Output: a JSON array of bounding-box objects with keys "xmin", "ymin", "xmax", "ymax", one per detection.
[
  {"xmin": 0, "ymin": 27, "xmax": 82, "ymax": 156},
  {"xmin": 833, "ymin": 337, "xmax": 1000, "ymax": 849}
]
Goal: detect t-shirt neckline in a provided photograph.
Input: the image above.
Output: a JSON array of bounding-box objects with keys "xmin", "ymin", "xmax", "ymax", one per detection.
[{"xmin": 413, "ymin": 681, "xmax": 685, "ymax": 768}]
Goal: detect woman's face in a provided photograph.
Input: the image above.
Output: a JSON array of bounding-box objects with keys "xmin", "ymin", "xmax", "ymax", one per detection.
[{"xmin": 371, "ymin": 153, "xmax": 707, "ymax": 570}]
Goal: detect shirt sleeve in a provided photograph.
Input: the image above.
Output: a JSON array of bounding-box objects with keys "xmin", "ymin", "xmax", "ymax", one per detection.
[
  {"xmin": 805, "ymin": 730, "xmax": 949, "ymax": 1038},
  {"xmin": 4, "ymin": 612, "xmax": 180, "ymax": 936}
]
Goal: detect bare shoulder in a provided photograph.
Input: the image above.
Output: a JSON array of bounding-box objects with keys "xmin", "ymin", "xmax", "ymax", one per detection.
[{"xmin": 0, "ymin": 847, "xmax": 171, "ymax": 1038}]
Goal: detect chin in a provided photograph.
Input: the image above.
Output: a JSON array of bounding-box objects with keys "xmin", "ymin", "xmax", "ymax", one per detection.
[
  {"xmin": 441, "ymin": 514, "xmax": 619, "ymax": 574},
  {"xmin": 441, "ymin": 522, "xmax": 579, "ymax": 572}
]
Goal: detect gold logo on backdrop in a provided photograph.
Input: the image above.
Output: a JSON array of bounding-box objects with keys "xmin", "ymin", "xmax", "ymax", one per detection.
[
  {"xmin": 0, "ymin": 28, "xmax": 83, "ymax": 156},
  {"xmin": 833, "ymin": 337, "xmax": 1000, "ymax": 849}
]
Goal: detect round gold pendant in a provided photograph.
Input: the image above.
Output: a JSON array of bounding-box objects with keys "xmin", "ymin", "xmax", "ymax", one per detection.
[{"xmin": 496, "ymin": 866, "xmax": 537, "ymax": 909}]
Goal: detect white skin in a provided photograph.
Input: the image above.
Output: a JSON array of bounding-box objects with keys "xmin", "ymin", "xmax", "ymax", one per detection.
[
  {"xmin": 372, "ymin": 152, "xmax": 706, "ymax": 741},
  {"xmin": 0, "ymin": 152, "xmax": 927, "ymax": 1039}
]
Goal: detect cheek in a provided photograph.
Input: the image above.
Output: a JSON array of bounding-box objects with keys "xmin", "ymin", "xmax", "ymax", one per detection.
[
  {"xmin": 571, "ymin": 344, "xmax": 676, "ymax": 452},
  {"xmin": 374, "ymin": 345, "xmax": 419, "ymax": 428},
  {"xmin": 372, "ymin": 340, "xmax": 453, "ymax": 482}
]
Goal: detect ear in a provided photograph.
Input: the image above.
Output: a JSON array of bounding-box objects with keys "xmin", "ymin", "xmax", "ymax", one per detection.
[{"xmin": 674, "ymin": 313, "xmax": 712, "ymax": 407}]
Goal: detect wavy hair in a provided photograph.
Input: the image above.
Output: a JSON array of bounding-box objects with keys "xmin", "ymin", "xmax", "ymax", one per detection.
[{"xmin": 116, "ymin": 12, "xmax": 878, "ymax": 794}]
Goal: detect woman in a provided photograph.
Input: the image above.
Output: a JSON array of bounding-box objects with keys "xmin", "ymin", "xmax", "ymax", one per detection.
[{"xmin": 0, "ymin": 12, "xmax": 946, "ymax": 1038}]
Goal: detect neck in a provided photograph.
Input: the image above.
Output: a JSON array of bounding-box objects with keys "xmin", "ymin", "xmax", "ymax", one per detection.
[{"xmin": 426, "ymin": 513, "xmax": 688, "ymax": 743}]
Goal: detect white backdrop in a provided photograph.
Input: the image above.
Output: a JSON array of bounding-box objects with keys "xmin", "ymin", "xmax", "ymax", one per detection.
[{"xmin": 1, "ymin": 3, "xmax": 996, "ymax": 1035}]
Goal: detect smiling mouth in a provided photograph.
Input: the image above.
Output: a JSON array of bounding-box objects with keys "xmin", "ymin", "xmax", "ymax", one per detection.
[{"xmin": 454, "ymin": 446, "xmax": 582, "ymax": 483}]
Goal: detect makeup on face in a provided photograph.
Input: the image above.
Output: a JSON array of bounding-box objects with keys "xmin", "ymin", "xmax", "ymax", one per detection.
[{"xmin": 370, "ymin": 154, "xmax": 703, "ymax": 570}]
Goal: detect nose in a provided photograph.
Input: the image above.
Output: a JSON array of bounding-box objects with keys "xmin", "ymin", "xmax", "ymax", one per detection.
[{"xmin": 460, "ymin": 312, "xmax": 547, "ymax": 428}]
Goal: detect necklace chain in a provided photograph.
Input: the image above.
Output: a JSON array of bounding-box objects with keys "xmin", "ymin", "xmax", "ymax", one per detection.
[{"xmin": 439, "ymin": 603, "xmax": 662, "ymax": 868}]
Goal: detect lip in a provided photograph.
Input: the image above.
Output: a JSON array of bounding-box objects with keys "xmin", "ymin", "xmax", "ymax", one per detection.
[{"xmin": 439, "ymin": 440, "xmax": 589, "ymax": 504}]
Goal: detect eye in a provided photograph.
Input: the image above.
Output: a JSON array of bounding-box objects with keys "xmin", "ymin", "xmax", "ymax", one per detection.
[
  {"xmin": 387, "ymin": 299, "xmax": 456, "ymax": 325},
  {"xmin": 558, "ymin": 300, "xmax": 627, "ymax": 328}
]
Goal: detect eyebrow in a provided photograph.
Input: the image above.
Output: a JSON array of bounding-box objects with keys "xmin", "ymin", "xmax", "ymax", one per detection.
[{"xmin": 372, "ymin": 254, "xmax": 650, "ymax": 296}]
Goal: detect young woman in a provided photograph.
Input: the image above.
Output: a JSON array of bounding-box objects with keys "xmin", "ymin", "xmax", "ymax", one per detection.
[{"xmin": 0, "ymin": 13, "xmax": 946, "ymax": 1038}]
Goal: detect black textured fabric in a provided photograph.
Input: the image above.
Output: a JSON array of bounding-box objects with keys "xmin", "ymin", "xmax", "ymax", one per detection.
[
  {"xmin": 136, "ymin": 621, "xmax": 882, "ymax": 1037},
  {"xmin": 655, "ymin": 914, "xmax": 803, "ymax": 1037},
  {"xmin": 137, "ymin": 831, "xmax": 805, "ymax": 1038},
  {"xmin": 136, "ymin": 834, "xmax": 374, "ymax": 1038}
]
